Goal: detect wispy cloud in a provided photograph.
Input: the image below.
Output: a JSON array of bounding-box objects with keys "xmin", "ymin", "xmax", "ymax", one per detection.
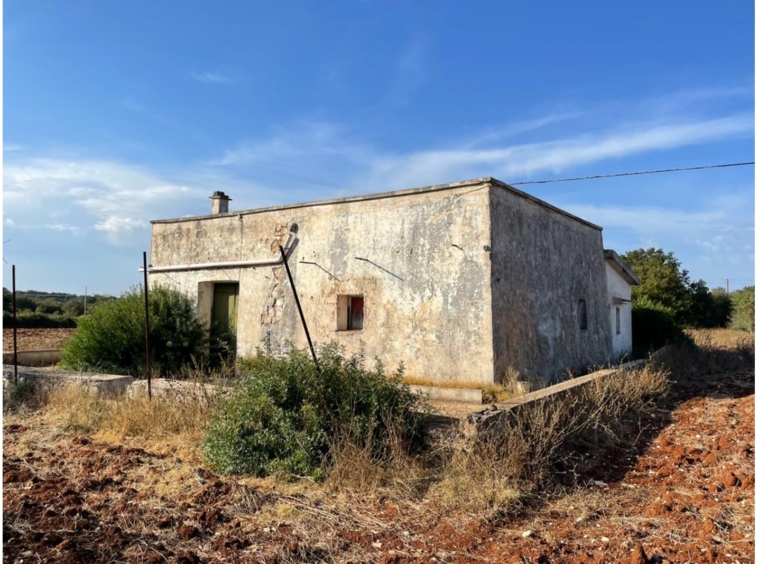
[
  {"xmin": 386, "ymin": 36, "xmax": 431, "ymax": 108},
  {"xmin": 45, "ymin": 223, "xmax": 82, "ymax": 234},
  {"xmin": 93, "ymin": 216, "xmax": 146, "ymax": 243},
  {"xmin": 207, "ymin": 110, "xmax": 752, "ymax": 196},
  {"xmin": 189, "ymin": 70, "xmax": 239, "ymax": 84},
  {"xmin": 559, "ymin": 190, "xmax": 755, "ymax": 271},
  {"xmin": 3, "ymin": 143, "xmax": 25, "ymax": 152},
  {"xmin": 370, "ymin": 114, "xmax": 754, "ymax": 189},
  {"xmin": 3, "ymin": 159, "xmax": 208, "ymax": 244}
]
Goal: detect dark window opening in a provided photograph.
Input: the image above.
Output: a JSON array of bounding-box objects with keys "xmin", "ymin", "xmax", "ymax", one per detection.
[
  {"xmin": 578, "ymin": 299, "xmax": 588, "ymax": 330},
  {"xmin": 615, "ymin": 306, "xmax": 621, "ymax": 335},
  {"xmin": 337, "ymin": 295, "xmax": 364, "ymax": 331}
]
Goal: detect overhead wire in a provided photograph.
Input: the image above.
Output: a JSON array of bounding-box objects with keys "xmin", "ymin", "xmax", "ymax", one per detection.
[{"xmin": 510, "ymin": 161, "xmax": 754, "ymax": 186}]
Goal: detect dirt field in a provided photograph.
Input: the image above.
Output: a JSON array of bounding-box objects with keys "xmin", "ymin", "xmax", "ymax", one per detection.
[
  {"xmin": 2, "ymin": 328, "xmax": 75, "ymax": 352},
  {"xmin": 3, "ymin": 343, "xmax": 754, "ymax": 563}
]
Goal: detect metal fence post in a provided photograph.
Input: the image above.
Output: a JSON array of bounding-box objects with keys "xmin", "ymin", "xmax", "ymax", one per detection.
[
  {"xmin": 12, "ymin": 265, "xmax": 18, "ymax": 384},
  {"xmin": 279, "ymin": 245, "xmax": 319, "ymax": 370},
  {"xmin": 143, "ymin": 252, "xmax": 152, "ymax": 400}
]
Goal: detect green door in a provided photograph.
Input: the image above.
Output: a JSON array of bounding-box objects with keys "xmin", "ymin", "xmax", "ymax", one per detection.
[{"xmin": 212, "ymin": 283, "xmax": 239, "ymax": 340}]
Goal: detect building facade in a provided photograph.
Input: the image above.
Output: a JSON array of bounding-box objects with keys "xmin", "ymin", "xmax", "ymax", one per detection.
[
  {"xmin": 148, "ymin": 178, "xmax": 635, "ymax": 387},
  {"xmin": 604, "ymin": 250, "xmax": 640, "ymax": 360}
]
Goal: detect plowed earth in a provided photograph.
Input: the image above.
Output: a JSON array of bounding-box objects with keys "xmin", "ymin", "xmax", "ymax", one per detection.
[
  {"xmin": 3, "ymin": 367, "xmax": 754, "ymax": 563},
  {"xmin": 2, "ymin": 328, "xmax": 75, "ymax": 352}
]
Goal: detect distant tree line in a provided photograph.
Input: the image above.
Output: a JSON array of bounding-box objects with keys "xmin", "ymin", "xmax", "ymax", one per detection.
[
  {"xmin": 621, "ymin": 248, "xmax": 755, "ymax": 354},
  {"xmin": 2, "ymin": 288, "xmax": 115, "ymax": 328}
]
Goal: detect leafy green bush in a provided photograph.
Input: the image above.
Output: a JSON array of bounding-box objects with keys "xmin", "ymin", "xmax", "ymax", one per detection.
[
  {"xmin": 730, "ymin": 286, "xmax": 755, "ymax": 332},
  {"xmin": 202, "ymin": 344, "xmax": 426, "ymax": 478},
  {"xmin": 632, "ymin": 297, "xmax": 692, "ymax": 356},
  {"xmin": 60, "ymin": 285, "xmax": 207, "ymax": 377}
]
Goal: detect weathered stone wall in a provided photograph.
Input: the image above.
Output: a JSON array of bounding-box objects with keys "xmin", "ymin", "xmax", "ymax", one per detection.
[
  {"xmin": 489, "ymin": 184, "xmax": 613, "ymax": 385},
  {"xmin": 150, "ymin": 182, "xmax": 495, "ymax": 385}
]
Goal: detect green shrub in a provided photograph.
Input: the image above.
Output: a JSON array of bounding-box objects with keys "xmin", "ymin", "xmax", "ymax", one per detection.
[
  {"xmin": 632, "ymin": 297, "xmax": 692, "ymax": 356},
  {"xmin": 730, "ymin": 286, "xmax": 755, "ymax": 332},
  {"xmin": 202, "ymin": 343, "xmax": 426, "ymax": 478},
  {"xmin": 59, "ymin": 285, "xmax": 207, "ymax": 377}
]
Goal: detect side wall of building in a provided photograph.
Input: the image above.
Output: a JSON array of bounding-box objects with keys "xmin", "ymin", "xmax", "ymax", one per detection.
[
  {"xmin": 605, "ymin": 263, "xmax": 633, "ymax": 359},
  {"xmin": 489, "ymin": 186, "xmax": 613, "ymax": 385},
  {"xmin": 150, "ymin": 184, "xmax": 496, "ymax": 385}
]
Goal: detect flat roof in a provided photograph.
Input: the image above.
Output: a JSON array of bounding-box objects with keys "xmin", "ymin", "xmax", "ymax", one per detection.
[
  {"xmin": 151, "ymin": 177, "xmax": 602, "ymax": 231},
  {"xmin": 604, "ymin": 249, "xmax": 641, "ymax": 286}
]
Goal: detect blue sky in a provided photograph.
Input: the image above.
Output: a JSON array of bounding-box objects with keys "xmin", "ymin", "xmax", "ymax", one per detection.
[{"xmin": 3, "ymin": 1, "xmax": 755, "ymax": 295}]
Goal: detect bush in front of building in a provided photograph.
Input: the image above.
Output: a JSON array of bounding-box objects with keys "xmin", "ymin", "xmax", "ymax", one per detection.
[
  {"xmin": 631, "ymin": 297, "xmax": 692, "ymax": 356},
  {"xmin": 202, "ymin": 343, "xmax": 426, "ymax": 478},
  {"xmin": 60, "ymin": 285, "xmax": 207, "ymax": 377}
]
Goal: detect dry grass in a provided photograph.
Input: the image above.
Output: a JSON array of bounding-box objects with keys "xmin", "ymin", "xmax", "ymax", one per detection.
[
  {"xmin": 687, "ymin": 327, "xmax": 755, "ymax": 349},
  {"xmin": 429, "ymin": 364, "xmax": 672, "ymax": 514},
  {"xmin": 42, "ymin": 378, "xmax": 225, "ymax": 443},
  {"xmin": 4, "ymin": 331, "xmax": 752, "ymax": 563},
  {"xmin": 13, "ymin": 358, "xmax": 672, "ymax": 519},
  {"xmin": 401, "ymin": 375, "xmax": 483, "ymax": 389},
  {"xmin": 654, "ymin": 328, "xmax": 755, "ymax": 380}
]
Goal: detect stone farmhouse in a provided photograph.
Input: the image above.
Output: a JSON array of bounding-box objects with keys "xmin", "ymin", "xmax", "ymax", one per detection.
[{"xmin": 147, "ymin": 178, "xmax": 638, "ymax": 387}]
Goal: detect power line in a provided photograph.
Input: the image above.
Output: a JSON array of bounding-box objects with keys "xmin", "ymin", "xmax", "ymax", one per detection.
[{"xmin": 511, "ymin": 161, "xmax": 754, "ymax": 186}]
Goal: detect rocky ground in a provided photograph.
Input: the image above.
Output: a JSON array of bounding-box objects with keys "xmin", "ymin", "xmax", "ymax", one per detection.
[
  {"xmin": 3, "ymin": 347, "xmax": 754, "ymax": 563},
  {"xmin": 2, "ymin": 328, "xmax": 75, "ymax": 352}
]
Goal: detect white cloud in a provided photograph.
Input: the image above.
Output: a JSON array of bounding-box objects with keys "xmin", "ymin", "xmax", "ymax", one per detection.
[
  {"xmin": 386, "ymin": 36, "xmax": 431, "ymax": 107},
  {"xmin": 208, "ymin": 109, "xmax": 753, "ymax": 195},
  {"xmin": 46, "ymin": 223, "xmax": 81, "ymax": 233},
  {"xmin": 364, "ymin": 114, "xmax": 754, "ymax": 190},
  {"xmin": 557, "ymin": 191, "xmax": 754, "ymax": 277},
  {"xmin": 189, "ymin": 70, "xmax": 239, "ymax": 84},
  {"xmin": 3, "ymin": 159, "xmax": 210, "ymax": 245},
  {"xmin": 93, "ymin": 216, "xmax": 146, "ymax": 243}
]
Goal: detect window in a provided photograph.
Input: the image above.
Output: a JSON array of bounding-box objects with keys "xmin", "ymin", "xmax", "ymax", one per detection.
[
  {"xmin": 615, "ymin": 306, "xmax": 621, "ymax": 335},
  {"xmin": 337, "ymin": 295, "xmax": 364, "ymax": 331},
  {"xmin": 578, "ymin": 299, "xmax": 588, "ymax": 330}
]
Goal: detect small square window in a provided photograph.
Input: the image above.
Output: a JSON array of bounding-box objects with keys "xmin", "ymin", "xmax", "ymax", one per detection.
[
  {"xmin": 615, "ymin": 307, "xmax": 621, "ymax": 335},
  {"xmin": 337, "ymin": 295, "xmax": 364, "ymax": 331},
  {"xmin": 578, "ymin": 299, "xmax": 588, "ymax": 330}
]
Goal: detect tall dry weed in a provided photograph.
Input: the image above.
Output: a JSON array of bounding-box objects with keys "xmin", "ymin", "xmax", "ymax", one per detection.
[
  {"xmin": 45, "ymin": 377, "xmax": 224, "ymax": 441},
  {"xmin": 430, "ymin": 364, "xmax": 671, "ymax": 513},
  {"xmin": 656, "ymin": 328, "xmax": 754, "ymax": 379},
  {"xmin": 324, "ymin": 412, "xmax": 433, "ymax": 499}
]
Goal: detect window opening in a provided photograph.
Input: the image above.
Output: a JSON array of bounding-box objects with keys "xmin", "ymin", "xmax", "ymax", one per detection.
[
  {"xmin": 578, "ymin": 299, "xmax": 588, "ymax": 330},
  {"xmin": 615, "ymin": 306, "xmax": 621, "ymax": 335},
  {"xmin": 337, "ymin": 295, "xmax": 364, "ymax": 331}
]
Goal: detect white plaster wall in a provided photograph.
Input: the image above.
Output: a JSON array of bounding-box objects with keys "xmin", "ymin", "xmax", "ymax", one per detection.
[
  {"xmin": 149, "ymin": 183, "xmax": 495, "ymax": 385},
  {"xmin": 605, "ymin": 263, "xmax": 633, "ymax": 359}
]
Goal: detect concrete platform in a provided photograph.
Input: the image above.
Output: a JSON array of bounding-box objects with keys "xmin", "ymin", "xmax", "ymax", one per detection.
[
  {"xmin": 127, "ymin": 378, "xmax": 231, "ymax": 404},
  {"xmin": 3, "ymin": 366, "xmax": 134, "ymax": 397}
]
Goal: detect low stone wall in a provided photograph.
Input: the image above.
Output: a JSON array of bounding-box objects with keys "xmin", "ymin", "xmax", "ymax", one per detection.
[
  {"xmin": 466, "ymin": 359, "xmax": 647, "ymax": 430},
  {"xmin": 408, "ymin": 384, "xmax": 483, "ymax": 404},
  {"xmin": 127, "ymin": 378, "xmax": 231, "ymax": 405},
  {"xmin": 3, "ymin": 349, "xmax": 61, "ymax": 367}
]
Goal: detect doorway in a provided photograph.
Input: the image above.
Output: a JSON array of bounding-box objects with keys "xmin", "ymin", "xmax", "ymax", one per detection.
[{"xmin": 211, "ymin": 283, "xmax": 239, "ymax": 343}]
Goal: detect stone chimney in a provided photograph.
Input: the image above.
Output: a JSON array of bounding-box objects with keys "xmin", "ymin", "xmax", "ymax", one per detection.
[{"xmin": 210, "ymin": 191, "xmax": 231, "ymax": 214}]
